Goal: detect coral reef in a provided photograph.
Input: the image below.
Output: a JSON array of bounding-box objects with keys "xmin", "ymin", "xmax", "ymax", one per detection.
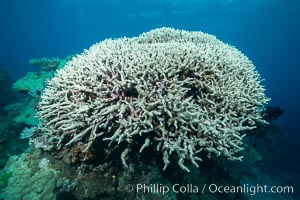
[
  {"xmin": 1, "ymin": 143, "xmax": 260, "ymax": 200},
  {"xmin": 13, "ymin": 55, "xmax": 74, "ymax": 95},
  {"xmin": 8, "ymin": 55, "xmax": 74, "ymax": 126},
  {"xmin": 0, "ymin": 32, "xmax": 276, "ymax": 199},
  {"xmin": 33, "ymin": 27, "xmax": 269, "ymax": 172},
  {"xmin": 0, "ymin": 149, "xmax": 175, "ymax": 200},
  {"xmin": 5, "ymin": 98, "xmax": 40, "ymax": 126},
  {"xmin": 12, "ymin": 71, "xmax": 53, "ymax": 95},
  {"xmin": 0, "ymin": 56, "xmax": 73, "ymax": 169},
  {"xmin": 0, "ymin": 152, "xmax": 60, "ymax": 200}
]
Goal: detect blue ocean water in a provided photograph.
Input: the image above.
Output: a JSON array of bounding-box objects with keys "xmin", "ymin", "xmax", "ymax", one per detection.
[{"xmin": 0, "ymin": 0, "xmax": 299, "ymax": 199}]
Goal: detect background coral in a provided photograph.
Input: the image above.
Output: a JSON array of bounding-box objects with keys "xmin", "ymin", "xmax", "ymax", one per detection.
[
  {"xmin": 29, "ymin": 57, "xmax": 61, "ymax": 71},
  {"xmin": 12, "ymin": 71, "xmax": 53, "ymax": 95},
  {"xmin": 9, "ymin": 55, "xmax": 74, "ymax": 127},
  {"xmin": 0, "ymin": 153, "xmax": 59, "ymax": 200},
  {"xmin": 28, "ymin": 56, "xmax": 74, "ymax": 71},
  {"xmin": 33, "ymin": 28, "xmax": 269, "ymax": 172}
]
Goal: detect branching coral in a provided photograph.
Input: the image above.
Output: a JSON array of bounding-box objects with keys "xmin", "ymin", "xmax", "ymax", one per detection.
[
  {"xmin": 29, "ymin": 57, "xmax": 61, "ymax": 71},
  {"xmin": 29, "ymin": 56, "xmax": 75, "ymax": 71},
  {"xmin": 33, "ymin": 28, "xmax": 269, "ymax": 172}
]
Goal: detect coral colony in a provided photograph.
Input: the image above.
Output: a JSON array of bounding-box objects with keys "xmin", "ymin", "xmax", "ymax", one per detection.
[{"xmin": 31, "ymin": 28, "xmax": 269, "ymax": 172}]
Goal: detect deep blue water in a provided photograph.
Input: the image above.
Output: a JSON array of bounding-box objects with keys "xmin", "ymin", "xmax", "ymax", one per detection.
[{"xmin": 0, "ymin": 0, "xmax": 299, "ymax": 176}]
